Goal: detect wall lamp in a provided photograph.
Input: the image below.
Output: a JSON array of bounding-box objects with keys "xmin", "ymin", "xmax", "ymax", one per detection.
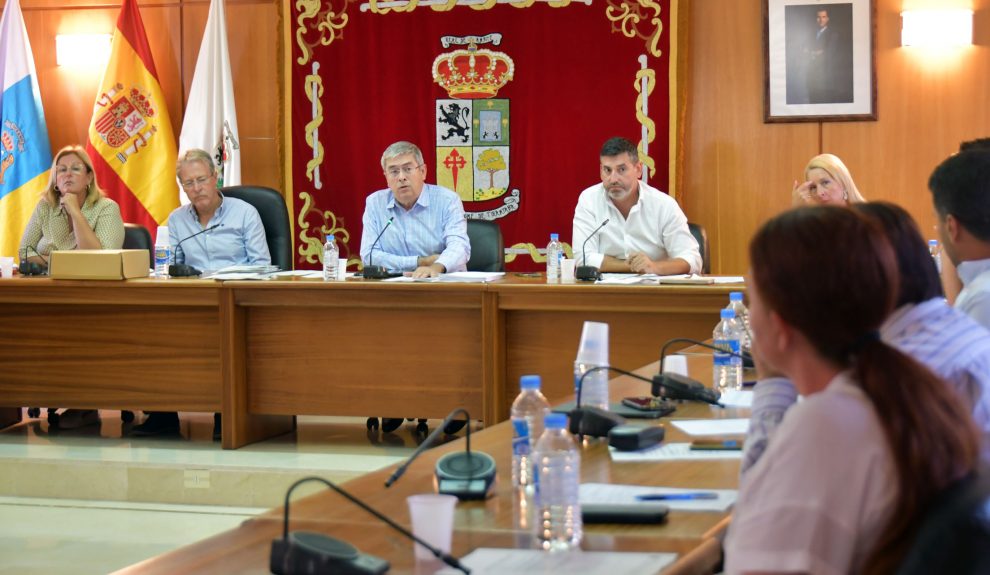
[
  {"xmin": 901, "ymin": 9, "xmax": 974, "ymax": 47},
  {"xmin": 55, "ymin": 34, "xmax": 112, "ymax": 67}
]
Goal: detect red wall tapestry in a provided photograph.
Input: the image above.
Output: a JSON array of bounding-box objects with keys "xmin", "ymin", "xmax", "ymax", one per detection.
[{"xmin": 289, "ymin": 0, "xmax": 672, "ymax": 271}]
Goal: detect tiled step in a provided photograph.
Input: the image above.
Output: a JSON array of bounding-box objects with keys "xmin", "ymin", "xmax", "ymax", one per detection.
[{"xmin": 0, "ymin": 410, "xmax": 422, "ymax": 508}]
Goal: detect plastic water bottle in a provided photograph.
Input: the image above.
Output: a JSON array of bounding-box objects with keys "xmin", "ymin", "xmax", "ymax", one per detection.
[
  {"xmin": 713, "ymin": 308, "xmax": 743, "ymax": 392},
  {"xmin": 154, "ymin": 225, "xmax": 170, "ymax": 279},
  {"xmin": 323, "ymin": 234, "xmax": 338, "ymax": 281},
  {"xmin": 533, "ymin": 413, "xmax": 582, "ymax": 551},
  {"xmin": 929, "ymin": 239, "xmax": 942, "ymax": 274},
  {"xmin": 546, "ymin": 233, "xmax": 562, "ymax": 283},
  {"xmin": 574, "ymin": 321, "xmax": 609, "ymax": 410},
  {"xmin": 725, "ymin": 292, "xmax": 752, "ymax": 349},
  {"xmin": 511, "ymin": 375, "xmax": 551, "ymax": 493}
]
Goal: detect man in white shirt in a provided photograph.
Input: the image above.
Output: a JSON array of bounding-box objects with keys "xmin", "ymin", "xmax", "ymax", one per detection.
[
  {"xmin": 572, "ymin": 137, "xmax": 701, "ymax": 275},
  {"xmin": 930, "ymin": 150, "xmax": 990, "ymax": 329}
]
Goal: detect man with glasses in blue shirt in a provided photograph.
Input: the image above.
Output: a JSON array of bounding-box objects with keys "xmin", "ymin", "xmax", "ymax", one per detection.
[
  {"xmin": 361, "ymin": 141, "xmax": 470, "ymax": 434},
  {"xmin": 132, "ymin": 148, "xmax": 270, "ymax": 439},
  {"xmin": 360, "ymin": 141, "xmax": 470, "ymax": 280},
  {"xmin": 166, "ymin": 148, "xmax": 270, "ymax": 272}
]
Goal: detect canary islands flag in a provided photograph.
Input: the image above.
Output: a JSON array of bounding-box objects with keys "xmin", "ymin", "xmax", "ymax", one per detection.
[
  {"xmin": 87, "ymin": 0, "xmax": 177, "ymax": 239},
  {"xmin": 0, "ymin": 0, "xmax": 52, "ymax": 259}
]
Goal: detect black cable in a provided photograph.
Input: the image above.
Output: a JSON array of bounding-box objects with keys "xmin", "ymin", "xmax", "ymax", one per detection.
[{"xmin": 281, "ymin": 476, "xmax": 470, "ymax": 574}]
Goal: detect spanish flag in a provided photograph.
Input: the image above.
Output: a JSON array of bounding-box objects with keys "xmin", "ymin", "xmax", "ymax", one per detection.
[
  {"xmin": 87, "ymin": 0, "xmax": 177, "ymax": 240},
  {"xmin": 0, "ymin": 0, "xmax": 52, "ymax": 259}
]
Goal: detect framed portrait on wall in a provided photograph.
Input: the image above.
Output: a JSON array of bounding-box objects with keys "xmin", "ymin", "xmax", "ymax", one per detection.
[{"xmin": 763, "ymin": 0, "xmax": 877, "ymax": 122}]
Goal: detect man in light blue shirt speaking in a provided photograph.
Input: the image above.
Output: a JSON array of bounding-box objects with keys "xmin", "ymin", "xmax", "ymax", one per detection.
[
  {"xmin": 167, "ymin": 148, "xmax": 270, "ymax": 272},
  {"xmin": 360, "ymin": 141, "xmax": 469, "ymax": 279}
]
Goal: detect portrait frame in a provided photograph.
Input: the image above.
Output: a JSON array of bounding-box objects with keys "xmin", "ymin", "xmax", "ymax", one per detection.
[{"xmin": 763, "ymin": 0, "xmax": 877, "ymax": 123}]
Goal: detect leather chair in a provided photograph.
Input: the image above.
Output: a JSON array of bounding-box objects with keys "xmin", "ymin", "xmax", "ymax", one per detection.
[
  {"xmin": 688, "ymin": 221, "xmax": 710, "ymax": 274},
  {"xmin": 466, "ymin": 219, "xmax": 504, "ymax": 272},
  {"xmin": 123, "ymin": 222, "xmax": 154, "ymax": 265},
  {"xmin": 895, "ymin": 469, "xmax": 990, "ymax": 575},
  {"xmin": 221, "ymin": 186, "xmax": 292, "ymax": 270}
]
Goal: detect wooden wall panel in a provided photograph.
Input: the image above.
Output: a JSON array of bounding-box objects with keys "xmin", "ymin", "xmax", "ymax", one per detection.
[
  {"xmin": 681, "ymin": 0, "xmax": 818, "ymax": 275},
  {"xmin": 824, "ymin": 0, "xmax": 990, "ymax": 241},
  {"xmin": 12, "ymin": 0, "xmax": 279, "ymax": 192},
  {"xmin": 683, "ymin": 0, "xmax": 990, "ymax": 275}
]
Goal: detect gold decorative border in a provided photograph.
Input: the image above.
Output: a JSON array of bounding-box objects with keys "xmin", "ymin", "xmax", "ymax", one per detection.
[
  {"xmin": 296, "ymin": 191, "xmax": 355, "ymax": 266},
  {"xmin": 635, "ymin": 64, "xmax": 657, "ymax": 179},
  {"xmin": 605, "ymin": 0, "xmax": 664, "ymax": 57},
  {"xmin": 505, "ymin": 241, "xmax": 572, "ymax": 264},
  {"xmin": 295, "ymin": 0, "xmax": 349, "ymax": 66},
  {"xmin": 303, "ymin": 70, "xmax": 325, "ymax": 183}
]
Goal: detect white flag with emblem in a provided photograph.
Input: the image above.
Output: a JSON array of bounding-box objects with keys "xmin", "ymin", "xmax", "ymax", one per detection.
[{"xmin": 178, "ymin": 0, "xmax": 240, "ymax": 202}]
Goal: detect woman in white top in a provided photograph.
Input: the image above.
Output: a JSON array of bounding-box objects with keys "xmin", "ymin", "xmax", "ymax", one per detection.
[{"xmin": 724, "ymin": 206, "xmax": 979, "ymax": 575}]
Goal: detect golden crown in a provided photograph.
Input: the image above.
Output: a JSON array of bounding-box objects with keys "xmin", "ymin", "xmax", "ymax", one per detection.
[{"xmin": 432, "ymin": 42, "xmax": 514, "ymax": 99}]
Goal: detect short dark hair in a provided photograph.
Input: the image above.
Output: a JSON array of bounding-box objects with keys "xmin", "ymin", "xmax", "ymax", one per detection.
[
  {"xmin": 600, "ymin": 137, "xmax": 639, "ymax": 163},
  {"xmin": 851, "ymin": 202, "xmax": 942, "ymax": 307},
  {"xmin": 959, "ymin": 138, "xmax": 990, "ymax": 153},
  {"xmin": 928, "ymin": 150, "xmax": 990, "ymax": 242}
]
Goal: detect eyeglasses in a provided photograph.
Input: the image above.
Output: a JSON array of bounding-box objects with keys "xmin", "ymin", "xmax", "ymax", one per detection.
[
  {"xmin": 180, "ymin": 175, "xmax": 214, "ymax": 189},
  {"xmin": 56, "ymin": 164, "xmax": 87, "ymax": 175},
  {"xmin": 385, "ymin": 163, "xmax": 423, "ymax": 179}
]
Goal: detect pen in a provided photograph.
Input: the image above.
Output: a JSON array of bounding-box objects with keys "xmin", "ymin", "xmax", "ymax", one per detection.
[
  {"xmin": 635, "ymin": 492, "xmax": 719, "ymax": 501},
  {"xmin": 690, "ymin": 440, "xmax": 743, "ymax": 451}
]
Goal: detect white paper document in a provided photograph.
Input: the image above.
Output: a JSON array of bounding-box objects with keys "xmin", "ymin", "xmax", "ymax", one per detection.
[
  {"xmin": 597, "ymin": 273, "xmax": 650, "ymax": 285},
  {"xmin": 671, "ymin": 418, "xmax": 749, "ymax": 436},
  {"xmin": 438, "ymin": 271, "xmax": 505, "ymax": 282},
  {"xmin": 270, "ymin": 270, "xmax": 321, "ymax": 278},
  {"xmin": 609, "ymin": 442, "xmax": 744, "ymax": 462},
  {"xmin": 209, "ymin": 272, "xmax": 269, "ymax": 280},
  {"xmin": 717, "ymin": 389, "xmax": 754, "ymax": 408},
  {"xmin": 436, "ymin": 548, "xmax": 677, "ymax": 575},
  {"xmin": 579, "ymin": 482, "xmax": 737, "ymax": 512}
]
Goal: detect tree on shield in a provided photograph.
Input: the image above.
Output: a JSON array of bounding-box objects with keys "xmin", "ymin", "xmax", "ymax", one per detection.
[{"xmin": 476, "ymin": 149, "xmax": 506, "ymax": 190}]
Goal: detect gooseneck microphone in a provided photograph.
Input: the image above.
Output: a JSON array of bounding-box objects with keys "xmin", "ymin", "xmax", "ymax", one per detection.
[
  {"xmin": 19, "ymin": 245, "xmax": 49, "ymax": 275},
  {"xmin": 270, "ymin": 476, "xmax": 470, "ymax": 574},
  {"xmin": 385, "ymin": 408, "xmax": 497, "ymax": 501},
  {"xmin": 168, "ymin": 223, "xmax": 222, "ymax": 277},
  {"xmin": 363, "ymin": 216, "xmax": 394, "ymax": 280},
  {"xmin": 657, "ymin": 337, "xmax": 754, "ymax": 401},
  {"xmin": 575, "ymin": 218, "xmax": 609, "ymax": 282}
]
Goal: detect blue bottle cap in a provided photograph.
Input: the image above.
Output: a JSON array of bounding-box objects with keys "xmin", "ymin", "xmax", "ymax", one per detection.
[
  {"xmin": 729, "ymin": 292, "xmax": 743, "ymax": 301},
  {"xmin": 326, "ymin": 234, "xmax": 335, "ymax": 241},
  {"xmin": 545, "ymin": 413, "xmax": 567, "ymax": 429},
  {"xmin": 928, "ymin": 239, "xmax": 939, "ymax": 246},
  {"xmin": 520, "ymin": 375, "xmax": 541, "ymax": 390},
  {"xmin": 721, "ymin": 308, "xmax": 735, "ymax": 319},
  {"xmin": 550, "ymin": 233, "xmax": 559, "ymax": 241}
]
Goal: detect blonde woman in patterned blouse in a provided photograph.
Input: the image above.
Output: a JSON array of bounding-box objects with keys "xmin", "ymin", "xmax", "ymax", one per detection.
[{"xmin": 19, "ymin": 145, "xmax": 124, "ymax": 265}]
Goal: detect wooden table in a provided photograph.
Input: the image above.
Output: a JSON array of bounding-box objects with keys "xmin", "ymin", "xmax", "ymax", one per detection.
[
  {"xmin": 112, "ymin": 358, "xmax": 746, "ymax": 574},
  {"xmin": 0, "ymin": 274, "xmax": 741, "ymax": 448}
]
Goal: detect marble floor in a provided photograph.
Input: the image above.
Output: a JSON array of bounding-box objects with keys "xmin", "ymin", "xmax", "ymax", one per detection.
[{"xmin": 0, "ymin": 410, "xmax": 454, "ymax": 574}]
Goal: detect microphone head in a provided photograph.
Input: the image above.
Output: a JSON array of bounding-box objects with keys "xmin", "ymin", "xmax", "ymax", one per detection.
[
  {"xmin": 270, "ymin": 532, "xmax": 388, "ymax": 575},
  {"xmin": 434, "ymin": 451, "xmax": 496, "ymax": 500},
  {"xmin": 568, "ymin": 406, "xmax": 625, "ymax": 437},
  {"xmin": 362, "ymin": 265, "xmax": 391, "ymax": 280},
  {"xmin": 575, "ymin": 265, "xmax": 600, "ymax": 282},
  {"xmin": 652, "ymin": 373, "xmax": 722, "ymax": 404},
  {"xmin": 168, "ymin": 263, "xmax": 202, "ymax": 277}
]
